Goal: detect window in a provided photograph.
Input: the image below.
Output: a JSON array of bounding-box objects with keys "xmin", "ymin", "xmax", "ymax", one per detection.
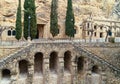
[
  {"xmin": 100, "ymin": 32, "xmax": 103, "ymax": 38},
  {"xmin": 12, "ymin": 30, "xmax": 16, "ymax": 36},
  {"xmin": 7, "ymin": 29, "xmax": 16, "ymax": 36},
  {"xmin": 8, "ymin": 30, "xmax": 11, "ymax": 36}
]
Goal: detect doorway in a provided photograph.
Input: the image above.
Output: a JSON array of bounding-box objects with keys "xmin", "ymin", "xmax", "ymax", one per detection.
[{"xmin": 37, "ymin": 24, "xmax": 44, "ymax": 39}]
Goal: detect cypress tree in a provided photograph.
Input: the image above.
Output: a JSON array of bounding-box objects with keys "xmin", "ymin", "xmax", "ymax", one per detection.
[
  {"xmin": 65, "ymin": 0, "xmax": 76, "ymax": 37},
  {"xmin": 23, "ymin": 0, "xmax": 37, "ymax": 40},
  {"xmin": 30, "ymin": 0, "xmax": 37, "ymax": 39},
  {"xmin": 23, "ymin": 0, "xmax": 29, "ymax": 40},
  {"xmin": 50, "ymin": 0, "xmax": 59, "ymax": 37},
  {"xmin": 15, "ymin": 0, "xmax": 22, "ymax": 40}
]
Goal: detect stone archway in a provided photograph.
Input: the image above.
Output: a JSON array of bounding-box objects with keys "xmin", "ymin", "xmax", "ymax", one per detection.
[
  {"xmin": 64, "ymin": 51, "xmax": 72, "ymax": 72},
  {"xmin": 19, "ymin": 60, "xmax": 28, "ymax": 78},
  {"xmin": 64, "ymin": 51, "xmax": 72, "ymax": 84},
  {"xmin": 2, "ymin": 69, "xmax": 11, "ymax": 79},
  {"xmin": 34, "ymin": 52, "xmax": 43, "ymax": 76},
  {"xmin": 33, "ymin": 52, "xmax": 44, "ymax": 84},
  {"xmin": 90, "ymin": 65, "xmax": 101, "ymax": 84},
  {"xmin": 1, "ymin": 69, "xmax": 11, "ymax": 84},
  {"xmin": 92, "ymin": 65, "xmax": 99, "ymax": 73},
  {"xmin": 49, "ymin": 51, "xmax": 58, "ymax": 73},
  {"xmin": 49, "ymin": 51, "xmax": 58, "ymax": 84},
  {"xmin": 18, "ymin": 60, "xmax": 29, "ymax": 84},
  {"xmin": 77, "ymin": 56, "xmax": 85, "ymax": 73}
]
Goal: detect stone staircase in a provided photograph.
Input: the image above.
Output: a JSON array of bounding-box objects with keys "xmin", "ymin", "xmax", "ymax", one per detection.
[
  {"xmin": 0, "ymin": 43, "xmax": 33, "ymax": 69},
  {"xmin": 73, "ymin": 43, "xmax": 120, "ymax": 77}
]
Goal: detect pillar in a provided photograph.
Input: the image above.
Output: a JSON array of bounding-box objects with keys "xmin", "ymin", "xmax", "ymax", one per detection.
[
  {"xmin": 72, "ymin": 62, "xmax": 77, "ymax": 84},
  {"xmin": 27, "ymin": 59, "xmax": 34, "ymax": 84},
  {"xmin": 11, "ymin": 60, "xmax": 18, "ymax": 84},
  {"xmin": 43, "ymin": 54, "xmax": 50, "ymax": 84},
  {"xmin": 11, "ymin": 70, "xmax": 17, "ymax": 84},
  {"xmin": 57, "ymin": 56, "xmax": 64, "ymax": 84}
]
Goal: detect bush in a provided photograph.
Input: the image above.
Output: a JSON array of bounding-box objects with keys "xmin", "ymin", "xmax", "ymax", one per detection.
[{"xmin": 108, "ymin": 37, "xmax": 115, "ymax": 43}]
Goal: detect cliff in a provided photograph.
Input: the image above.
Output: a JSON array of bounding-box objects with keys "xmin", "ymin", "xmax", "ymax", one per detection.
[{"xmin": 0, "ymin": 0, "xmax": 116, "ymax": 26}]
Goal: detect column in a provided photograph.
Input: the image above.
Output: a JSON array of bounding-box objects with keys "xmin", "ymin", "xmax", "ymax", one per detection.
[
  {"xmin": 27, "ymin": 59, "xmax": 34, "ymax": 84},
  {"xmin": 11, "ymin": 60, "xmax": 18, "ymax": 84},
  {"xmin": 72, "ymin": 62, "xmax": 77, "ymax": 84},
  {"xmin": 101, "ymin": 72, "xmax": 107, "ymax": 84},
  {"xmin": 43, "ymin": 55, "xmax": 50, "ymax": 84},
  {"xmin": 11, "ymin": 70, "xmax": 17, "ymax": 84},
  {"xmin": 58, "ymin": 56, "xmax": 64, "ymax": 84}
]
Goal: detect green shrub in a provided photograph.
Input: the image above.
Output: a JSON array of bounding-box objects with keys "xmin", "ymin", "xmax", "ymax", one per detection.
[{"xmin": 108, "ymin": 37, "xmax": 115, "ymax": 43}]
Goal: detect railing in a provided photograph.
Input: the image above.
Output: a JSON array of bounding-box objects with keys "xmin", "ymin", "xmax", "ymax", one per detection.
[
  {"xmin": 0, "ymin": 37, "xmax": 120, "ymax": 47},
  {"xmin": 73, "ymin": 43, "xmax": 120, "ymax": 77},
  {"xmin": 0, "ymin": 40, "xmax": 28, "ymax": 47},
  {"xmin": 115, "ymin": 37, "xmax": 120, "ymax": 42},
  {"xmin": 31, "ymin": 37, "xmax": 120, "ymax": 43},
  {"xmin": 32, "ymin": 38, "xmax": 106, "ymax": 43},
  {"xmin": 0, "ymin": 43, "xmax": 33, "ymax": 69}
]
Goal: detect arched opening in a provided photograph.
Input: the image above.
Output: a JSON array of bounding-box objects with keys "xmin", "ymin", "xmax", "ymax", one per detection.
[
  {"xmin": 34, "ymin": 52, "xmax": 43, "ymax": 76},
  {"xmin": 64, "ymin": 51, "xmax": 71, "ymax": 72},
  {"xmin": 91, "ymin": 65, "xmax": 101, "ymax": 83},
  {"xmin": 12, "ymin": 30, "xmax": 16, "ymax": 36},
  {"xmin": 92, "ymin": 65, "xmax": 99, "ymax": 73},
  {"xmin": 49, "ymin": 51, "xmax": 58, "ymax": 73},
  {"xmin": 1, "ymin": 69, "xmax": 11, "ymax": 83},
  {"xmin": 77, "ymin": 57, "xmax": 85, "ymax": 72},
  {"xmin": 7, "ymin": 30, "xmax": 11, "ymax": 36},
  {"xmin": 2, "ymin": 69, "xmax": 11, "ymax": 79},
  {"xmin": 19, "ymin": 60, "xmax": 28, "ymax": 78}
]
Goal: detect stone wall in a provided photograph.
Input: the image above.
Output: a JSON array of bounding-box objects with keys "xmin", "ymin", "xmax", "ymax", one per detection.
[{"xmin": 0, "ymin": 42, "xmax": 119, "ymax": 84}]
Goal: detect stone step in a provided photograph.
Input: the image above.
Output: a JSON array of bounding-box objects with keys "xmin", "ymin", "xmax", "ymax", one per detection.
[{"xmin": 73, "ymin": 44, "xmax": 120, "ymax": 77}]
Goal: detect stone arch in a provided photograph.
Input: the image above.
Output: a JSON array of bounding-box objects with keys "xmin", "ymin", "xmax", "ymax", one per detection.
[
  {"xmin": 90, "ymin": 65, "xmax": 102, "ymax": 84},
  {"xmin": 77, "ymin": 56, "xmax": 85, "ymax": 73},
  {"xmin": 64, "ymin": 51, "xmax": 72, "ymax": 72},
  {"xmin": 49, "ymin": 51, "xmax": 58, "ymax": 73},
  {"xmin": 92, "ymin": 65, "xmax": 99, "ymax": 73},
  {"xmin": 34, "ymin": 52, "xmax": 43, "ymax": 76},
  {"xmin": 19, "ymin": 60, "xmax": 28, "ymax": 78},
  {"xmin": 2, "ymin": 69, "xmax": 11, "ymax": 79}
]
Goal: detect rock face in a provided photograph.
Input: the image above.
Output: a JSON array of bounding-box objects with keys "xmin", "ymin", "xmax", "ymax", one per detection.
[{"xmin": 0, "ymin": 0, "xmax": 116, "ymax": 26}]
